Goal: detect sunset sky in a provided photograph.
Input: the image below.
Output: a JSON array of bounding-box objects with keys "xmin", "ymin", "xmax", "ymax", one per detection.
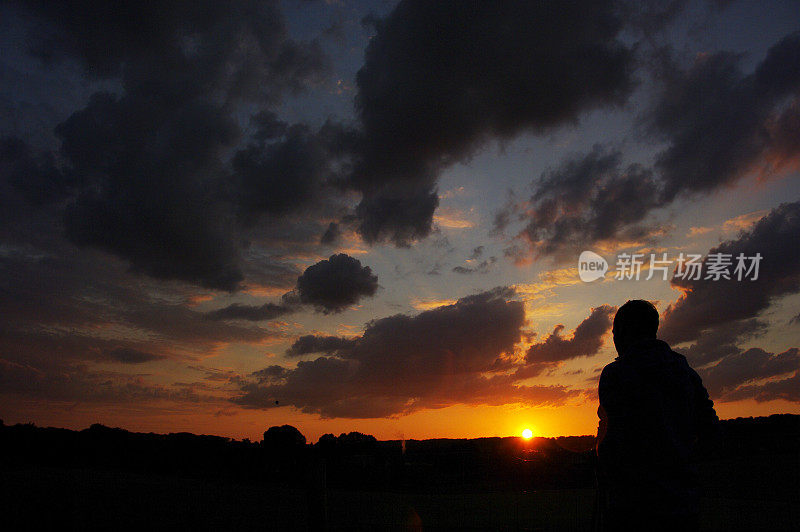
[{"xmin": 1, "ymin": 0, "xmax": 799, "ymax": 443}]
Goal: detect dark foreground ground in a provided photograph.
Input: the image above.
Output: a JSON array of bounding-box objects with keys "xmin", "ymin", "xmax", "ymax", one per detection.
[
  {"xmin": 1, "ymin": 415, "xmax": 798, "ymax": 531},
  {"xmin": 2, "ymin": 452, "xmax": 798, "ymax": 531}
]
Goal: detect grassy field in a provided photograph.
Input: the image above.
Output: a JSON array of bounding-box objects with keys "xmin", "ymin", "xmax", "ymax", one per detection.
[{"xmin": 2, "ymin": 452, "xmax": 797, "ymax": 531}]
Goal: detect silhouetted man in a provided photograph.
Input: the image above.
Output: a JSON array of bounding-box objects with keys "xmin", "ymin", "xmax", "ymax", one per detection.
[{"xmin": 596, "ymin": 300, "xmax": 717, "ymax": 531}]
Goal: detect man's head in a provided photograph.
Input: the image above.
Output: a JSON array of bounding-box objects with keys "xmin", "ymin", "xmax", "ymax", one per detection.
[{"xmin": 612, "ymin": 300, "xmax": 659, "ymax": 355}]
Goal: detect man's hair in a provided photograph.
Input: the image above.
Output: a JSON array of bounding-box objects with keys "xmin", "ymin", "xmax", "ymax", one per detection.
[{"xmin": 613, "ymin": 299, "xmax": 659, "ymax": 338}]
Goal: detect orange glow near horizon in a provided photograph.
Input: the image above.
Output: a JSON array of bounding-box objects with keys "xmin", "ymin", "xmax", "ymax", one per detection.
[
  {"xmin": 0, "ymin": 397, "xmax": 602, "ymax": 443},
  {"xmin": 3, "ymin": 395, "xmax": 800, "ymax": 444}
]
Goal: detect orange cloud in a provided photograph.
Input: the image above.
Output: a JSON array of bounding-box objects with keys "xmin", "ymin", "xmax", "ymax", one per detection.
[
  {"xmin": 433, "ymin": 207, "xmax": 475, "ymax": 228},
  {"xmin": 687, "ymin": 226, "xmax": 714, "ymax": 237},
  {"xmin": 514, "ymin": 268, "xmax": 582, "ymax": 300},
  {"xmin": 722, "ymin": 210, "xmax": 769, "ymax": 233},
  {"xmin": 411, "ymin": 298, "xmax": 458, "ymax": 311}
]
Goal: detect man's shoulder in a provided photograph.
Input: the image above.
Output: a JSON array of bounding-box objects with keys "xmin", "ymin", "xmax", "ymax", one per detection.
[
  {"xmin": 600, "ymin": 359, "xmax": 618, "ymax": 373},
  {"xmin": 599, "ymin": 359, "xmax": 625, "ymax": 383},
  {"xmin": 598, "ymin": 359, "xmax": 633, "ymax": 406},
  {"xmin": 665, "ymin": 344, "xmax": 689, "ymax": 363},
  {"xmin": 663, "ymin": 344, "xmax": 700, "ymax": 375}
]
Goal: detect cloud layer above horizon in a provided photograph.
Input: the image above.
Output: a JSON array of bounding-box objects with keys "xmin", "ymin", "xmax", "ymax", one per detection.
[{"xmin": 1, "ymin": 0, "xmax": 799, "ymax": 432}]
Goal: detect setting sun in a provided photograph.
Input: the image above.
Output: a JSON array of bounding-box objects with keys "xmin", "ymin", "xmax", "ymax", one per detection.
[{"xmin": 522, "ymin": 428, "xmax": 533, "ymax": 439}]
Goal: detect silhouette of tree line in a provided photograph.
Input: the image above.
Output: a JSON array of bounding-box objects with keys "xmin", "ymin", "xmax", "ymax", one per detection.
[{"xmin": 1, "ymin": 415, "xmax": 797, "ymax": 492}]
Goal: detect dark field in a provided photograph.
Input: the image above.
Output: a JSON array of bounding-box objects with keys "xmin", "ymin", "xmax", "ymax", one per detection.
[
  {"xmin": 3, "ymin": 453, "xmax": 797, "ymax": 531},
  {"xmin": 2, "ymin": 416, "xmax": 798, "ymax": 531}
]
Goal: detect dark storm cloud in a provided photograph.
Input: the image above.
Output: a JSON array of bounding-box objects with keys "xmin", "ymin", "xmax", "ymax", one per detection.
[
  {"xmin": 0, "ymin": 357, "xmax": 205, "ymax": 404},
  {"xmin": 0, "ymin": 247, "xmax": 276, "ymax": 371},
  {"xmin": 0, "ymin": 328, "xmax": 219, "ymax": 409},
  {"xmin": 295, "ymin": 253, "xmax": 379, "ymax": 313},
  {"xmin": 346, "ymin": 0, "xmax": 636, "ymax": 245},
  {"xmin": 204, "ymin": 302, "xmax": 293, "ymax": 322},
  {"xmin": 500, "ymin": 146, "xmax": 665, "ymax": 258},
  {"xmin": 4, "ymin": 0, "xmax": 634, "ymax": 281},
  {"xmin": 657, "ymin": 201, "xmax": 800, "ymax": 404},
  {"xmin": 499, "ymin": 32, "xmax": 800, "ymax": 261},
  {"xmin": 235, "ymin": 287, "xmax": 577, "ymax": 417},
  {"xmin": 102, "ymin": 347, "xmax": 165, "ymax": 364},
  {"xmin": 10, "ymin": 0, "xmax": 329, "ymax": 291},
  {"xmin": 523, "ymin": 305, "xmax": 616, "ymax": 377},
  {"xmin": 675, "ymin": 318, "xmax": 763, "ymax": 366},
  {"xmin": 113, "ymin": 297, "xmax": 271, "ymax": 346},
  {"xmin": 617, "ymin": 0, "xmax": 692, "ymax": 35},
  {"xmin": 251, "ymin": 365, "xmax": 289, "ymax": 383},
  {"xmin": 650, "ymin": 32, "xmax": 800, "ymax": 201},
  {"xmin": 660, "ymin": 201, "xmax": 800, "ymax": 346},
  {"xmin": 0, "ymin": 330, "xmax": 169, "ymax": 372},
  {"xmin": 0, "ymin": 255, "xmax": 105, "ymax": 331},
  {"xmin": 204, "ymin": 253, "xmax": 379, "ymax": 320},
  {"xmin": 353, "ymin": 184, "xmax": 440, "ymax": 247},
  {"xmin": 767, "ymin": 99, "xmax": 800, "ymax": 164},
  {"xmin": 10, "ymin": 1, "xmax": 795, "ymax": 290},
  {"xmin": 700, "ymin": 347, "xmax": 800, "ymax": 401},
  {"xmin": 17, "ymin": 1, "xmax": 326, "ymax": 98},
  {"xmin": 320, "ymin": 222, "xmax": 340, "ymax": 245},
  {"xmin": 232, "ymin": 120, "xmax": 357, "ymax": 225},
  {"xmin": 0, "ymin": 243, "xmax": 283, "ymax": 406},
  {"xmin": 58, "ymin": 91, "xmax": 245, "ymax": 290},
  {"xmin": 0, "ymin": 136, "xmax": 72, "ymax": 206},
  {"xmin": 723, "ymin": 370, "xmax": 800, "ymax": 403},
  {"xmin": 452, "ymin": 256, "xmax": 497, "ymax": 275},
  {"xmin": 285, "ymin": 335, "xmax": 358, "ymax": 357}
]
